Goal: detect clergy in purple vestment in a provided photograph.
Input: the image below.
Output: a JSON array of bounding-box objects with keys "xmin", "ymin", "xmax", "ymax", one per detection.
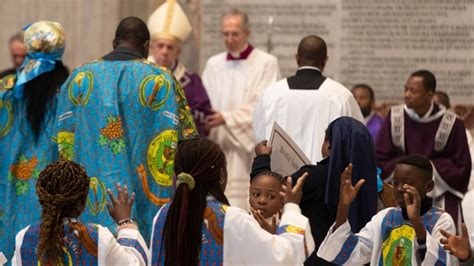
[
  {"xmin": 147, "ymin": 0, "xmax": 213, "ymax": 136},
  {"xmin": 376, "ymin": 70, "xmax": 471, "ymax": 227},
  {"xmin": 352, "ymin": 84, "xmax": 384, "ymax": 142}
]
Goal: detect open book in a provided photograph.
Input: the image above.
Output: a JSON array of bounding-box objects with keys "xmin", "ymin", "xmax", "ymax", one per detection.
[{"xmin": 268, "ymin": 122, "xmax": 312, "ymax": 176}]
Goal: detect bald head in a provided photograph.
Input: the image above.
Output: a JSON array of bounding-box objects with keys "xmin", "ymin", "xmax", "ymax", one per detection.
[
  {"xmin": 113, "ymin": 16, "xmax": 150, "ymax": 57},
  {"xmin": 296, "ymin": 35, "xmax": 327, "ymax": 69}
]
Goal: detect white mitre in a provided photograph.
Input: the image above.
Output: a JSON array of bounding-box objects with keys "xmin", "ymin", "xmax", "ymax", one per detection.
[{"xmin": 147, "ymin": 0, "xmax": 192, "ymax": 43}]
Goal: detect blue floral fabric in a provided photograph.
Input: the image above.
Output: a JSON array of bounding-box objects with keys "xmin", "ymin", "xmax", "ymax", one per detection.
[
  {"xmin": 0, "ymin": 73, "xmax": 59, "ymax": 259},
  {"xmin": 56, "ymin": 59, "xmax": 197, "ymax": 241}
]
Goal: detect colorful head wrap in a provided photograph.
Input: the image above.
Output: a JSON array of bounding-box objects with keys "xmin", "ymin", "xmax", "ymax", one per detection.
[{"xmin": 14, "ymin": 20, "xmax": 65, "ymax": 98}]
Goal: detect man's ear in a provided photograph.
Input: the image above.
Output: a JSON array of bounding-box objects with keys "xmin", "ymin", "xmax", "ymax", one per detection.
[
  {"xmin": 143, "ymin": 40, "xmax": 150, "ymax": 55},
  {"xmin": 112, "ymin": 39, "xmax": 117, "ymax": 49},
  {"xmin": 426, "ymin": 179, "xmax": 434, "ymax": 193},
  {"xmin": 322, "ymin": 56, "xmax": 328, "ymax": 69}
]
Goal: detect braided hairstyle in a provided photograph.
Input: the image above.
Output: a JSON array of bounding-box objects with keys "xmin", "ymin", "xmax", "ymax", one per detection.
[
  {"xmin": 252, "ymin": 170, "xmax": 285, "ymax": 184},
  {"xmin": 163, "ymin": 138, "xmax": 229, "ymax": 266},
  {"xmin": 35, "ymin": 159, "xmax": 90, "ymax": 264}
]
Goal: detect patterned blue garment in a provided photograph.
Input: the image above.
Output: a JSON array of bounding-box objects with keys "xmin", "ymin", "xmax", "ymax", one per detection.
[
  {"xmin": 151, "ymin": 197, "xmax": 227, "ymax": 265},
  {"xmin": 20, "ymin": 223, "xmax": 100, "ymax": 265},
  {"xmin": 377, "ymin": 207, "xmax": 446, "ymax": 265},
  {"xmin": 0, "ymin": 73, "xmax": 59, "ymax": 259},
  {"xmin": 56, "ymin": 58, "xmax": 197, "ymax": 241}
]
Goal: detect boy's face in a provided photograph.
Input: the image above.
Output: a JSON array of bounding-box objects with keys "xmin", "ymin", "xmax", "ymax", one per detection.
[
  {"xmin": 249, "ymin": 175, "xmax": 283, "ymax": 219},
  {"xmin": 392, "ymin": 163, "xmax": 433, "ymax": 208}
]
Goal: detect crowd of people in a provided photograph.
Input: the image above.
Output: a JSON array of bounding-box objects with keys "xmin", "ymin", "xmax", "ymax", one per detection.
[{"xmin": 0, "ymin": 1, "xmax": 473, "ymax": 265}]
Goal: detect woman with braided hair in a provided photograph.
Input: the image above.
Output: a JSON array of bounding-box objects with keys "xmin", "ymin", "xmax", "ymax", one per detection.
[
  {"xmin": 150, "ymin": 138, "xmax": 314, "ymax": 265},
  {"xmin": 12, "ymin": 160, "xmax": 149, "ymax": 265}
]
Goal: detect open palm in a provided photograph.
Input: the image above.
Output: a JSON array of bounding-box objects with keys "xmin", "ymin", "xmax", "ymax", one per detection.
[
  {"xmin": 441, "ymin": 224, "xmax": 472, "ymax": 261},
  {"xmin": 339, "ymin": 164, "xmax": 365, "ymax": 207}
]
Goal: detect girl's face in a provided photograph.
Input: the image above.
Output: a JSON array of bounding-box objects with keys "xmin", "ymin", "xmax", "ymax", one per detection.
[{"xmin": 249, "ymin": 175, "xmax": 283, "ymax": 219}]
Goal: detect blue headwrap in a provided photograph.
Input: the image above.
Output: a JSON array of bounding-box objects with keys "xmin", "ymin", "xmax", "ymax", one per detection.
[
  {"xmin": 13, "ymin": 21, "xmax": 65, "ymax": 99},
  {"xmin": 325, "ymin": 117, "xmax": 378, "ymax": 233}
]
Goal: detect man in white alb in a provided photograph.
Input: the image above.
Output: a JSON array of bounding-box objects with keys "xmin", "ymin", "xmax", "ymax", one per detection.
[
  {"xmin": 253, "ymin": 35, "xmax": 363, "ymax": 163},
  {"xmin": 202, "ymin": 8, "xmax": 280, "ymax": 210}
]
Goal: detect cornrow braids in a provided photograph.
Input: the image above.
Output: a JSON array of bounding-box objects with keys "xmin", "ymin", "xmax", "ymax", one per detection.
[
  {"xmin": 253, "ymin": 170, "xmax": 285, "ymax": 184},
  {"xmin": 35, "ymin": 159, "xmax": 90, "ymax": 264}
]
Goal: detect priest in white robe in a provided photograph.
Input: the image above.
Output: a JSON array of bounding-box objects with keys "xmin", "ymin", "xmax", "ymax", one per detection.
[
  {"xmin": 202, "ymin": 8, "xmax": 280, "ymax": 210},
  {"xmin": 253, "ymin": 35, "xmax": 363, "ymax": 164}
]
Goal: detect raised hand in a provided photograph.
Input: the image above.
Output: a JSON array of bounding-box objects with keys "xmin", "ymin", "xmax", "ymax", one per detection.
[
  {"xmin": 251, "ymin": 208, "xmax": 277, "ymax": 234},
  {"xmin": 338, "ymin": 164, "xmax": 365, "ymax": 207},
  {"xmin": 255, "ymin": 140, "xmax": 272, "ymax": 156},
  {"xmin": 402, "ymin": 184, "xmax": 422, "ymax": 222},
  {"xmin": 106, "ymin": 183, "xmax": 135, "ymax": 224},
  {"xmin": 335, "ymin": 164, "xmax": 365, "ymax": 230},
  {"xmin": 280, "ymin": 173, "xmax": 308, "ymax": 205},
  {"xmin": 440, "ymin": 224, "xmax": 472, "ymax": 262}
]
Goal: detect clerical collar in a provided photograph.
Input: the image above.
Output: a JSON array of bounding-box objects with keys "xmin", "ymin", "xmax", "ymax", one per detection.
[
  {"xmin": 227, "ymin": 44, "xmax": 254, "ymax": 60},
  {"xmin": 297, "ymin": 66, "xmax": 321, "ymax": 72},
  {"xmin": 404, "ymin": 102, "xmax": 446, "ymax": 123}
]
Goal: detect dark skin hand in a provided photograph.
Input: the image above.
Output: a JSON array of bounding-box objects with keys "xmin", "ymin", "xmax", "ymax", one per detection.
[
  {"xmin": 440, "ymin": 224, "xmax": 472, "ymax": 262},
  {"xmin": 334, "ymin": 164, "xmax": 365, "ymax": 230},
  {"xmin": 106, "ymin": 183, "xmax": 135, "ymax": 223},
  {"xmin": 255, "ymin": 140, "xmax": 272, "ymax": 156},
  {"xmin": 251, "ymin": 208, "xmax": 277, "ymax": 234},
  {"xmin": 279, "ymin": 173, "xmax": 308, "ymax": 205},
  {"xmin": 402, "ymin": 184, "xmax": 426, "ymax": 240}
]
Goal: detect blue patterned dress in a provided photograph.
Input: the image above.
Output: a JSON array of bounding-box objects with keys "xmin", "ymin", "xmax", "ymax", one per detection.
[
  {"xmin": 0, "ymin": 73, "xmax": 60, "ymax": 258},
  {"xmin": 55, "ymin": 55, "xmax": 197, "ymax": 242},
  {"xmin": 151, "ymin": 197, "xmax": 227, "ymax": 265}
]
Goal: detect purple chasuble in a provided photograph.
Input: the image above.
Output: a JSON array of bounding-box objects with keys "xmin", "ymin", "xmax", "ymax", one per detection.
[
  {"xmin": 174, "ymin": 63, "xmax": 213, "ymax": 137},
  {"xmin": 376, "ymin": 103, "xmax": 471, "ymax": 224},
  {"xmin": 367, "ymin": 113, "xmax": 384, "ymax": 142}
]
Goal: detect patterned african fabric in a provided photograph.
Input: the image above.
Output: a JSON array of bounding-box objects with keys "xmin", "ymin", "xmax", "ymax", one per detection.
[
  {"xmin": 150, "ymin": 197, "xmax": 226, "ymax": 265},
  {"xmin": 12, "ymin": 221, "xmax": 148, "ymax": 265},
  {"xmin": 55, "ymin": 58, "xmax": 197, "ymax": 242},
  {"xmin": 0, "ymin": 72, "xmax": 59, "ymax": 259},
  {"xmin": 150, "ymin": 197, "xmax": 314, "ymax": 265},
  {"xmin": 317, "ymin": 207, "xmax": 457, "ymax": 265}
]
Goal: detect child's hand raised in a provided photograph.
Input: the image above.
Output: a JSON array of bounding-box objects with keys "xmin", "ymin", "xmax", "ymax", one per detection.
[
  {"xmin": 334, "ymin": 164, "xmax": 365, "ymax": 230},
  {"xmin": 251, "ymin": 208, "xmax": 277, "ymax": 234},
  {"xmin": 255, "ymin": 140, "xmax": 272, "ymax": 156},
  {"xmin": 280, "ymin": 172, "xmax": 308, "ymax": 205},
  {"xmin": 106, "ymin": 183, "xmax": 135, "ymax": 224},
  {"xmin": 339, "ymin": 164, "xmax": 365, "ymax": 208}
]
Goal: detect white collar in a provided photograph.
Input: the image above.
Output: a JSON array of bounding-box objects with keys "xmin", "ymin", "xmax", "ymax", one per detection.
[
  {"xmin": 297, "ymin": 66, "xmax": 321, "ymax": 72},
  {"xmin": 229, "ymin": 43, "xmax": 249, "ymax": 58},
  {"xmin": 404, "ymin": 102, "xmax": 446, "ymax": 123}
]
